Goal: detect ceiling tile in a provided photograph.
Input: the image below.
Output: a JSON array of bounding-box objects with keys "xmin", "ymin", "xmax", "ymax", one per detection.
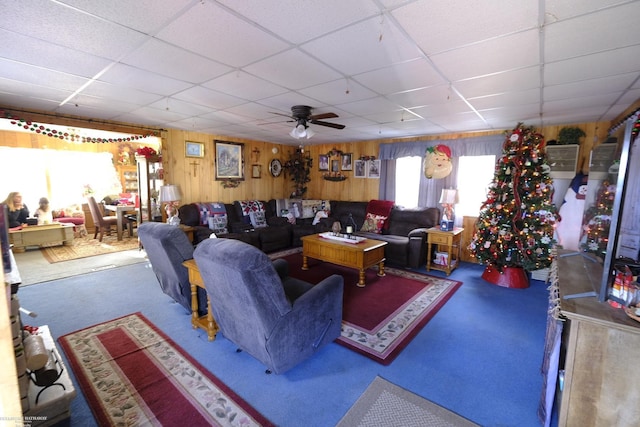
[
  {"xmin": 430, "ymin": 30, "xmax": 540, "ymax": 82},
  {"xmin": 454, "ymin": 66, "xmax": 541, "ymax": 99},
  {"xmin": 298, "ymin": 79, "xmax": 378, "ymax": 105},
  {"xmin": 155, "ymin": 1, "xmax": 289, "ymax": 68},
  {"xmin": 0, "ymin": 0, "xmax": 148, "ymax": 60},
  {"xmin": 216, "ymin": 0, "xmax": 380, "ymax": 44},
  {"xmin": 387, "ymin": 84, "xmax": 452, "ymax": 109},
  {"xmin": 121, "ymin": 39, "xmax": 232, "ymax": 84},
  {"xmin": 302, "ymin": 15, "xmax": 423, "ymax": 76},
  {"xmin": 99, "ymin": 64, "xmax": 193, "ymax": 96},
  {"xmin": 544, "ymin": 73, "xmax": 639, "ymax": 102},
  {"xmin": 544, "ymin": 2, "xmax": 640, "ymax": 62},
  {"xmin": 172, "ymin": 86, "xmax": 247, "ymax": 110},
  {"xmin": 353, "ymin": 59, "xmax": 446, "ymax": 95},
  {"xmin": 469, "ymin": 89, "xmax": 541, "ymax": 110},
  {"xmin": 79, "ymin": 80, "xmax": 164, "ymax": 105},
  {"xmin": 244, "ymin": 48, "xmax": 342, "ymax": 90},
  {"xmin": 202, "ymin": 71, "xmax": 288, "ymax": 101},
  {"xmin": 544, "ymin": 45, "xmax": 640, "ymax": 85},
  {"xmin": 392, "ymin": 0, "xmax": 539, "ymax": 54},
  {"xmin": 0, "ymin": 59, "xmax": 90, "ymax": 93}
]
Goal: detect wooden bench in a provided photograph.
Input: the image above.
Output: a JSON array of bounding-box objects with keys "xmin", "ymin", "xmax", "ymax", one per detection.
[{"xmin": 9, "ymin": 223, "xmax": 75, "ymax": 252}]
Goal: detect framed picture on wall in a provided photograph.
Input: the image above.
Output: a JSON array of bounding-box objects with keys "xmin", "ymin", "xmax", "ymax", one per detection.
[
  {"xmin": 341, "ymin": 153, "xmax": 353, "ymax": 171},
  {"xmin": 185, "ymin": 141, "xmax": 204, "ymax": 158},
  {"xmin": 252, "ymin": 164, "xmax": 261, "ymax": 179},
  {"xmin": 318, "ymin": 154, "xmax": 329, "ymax": 171},
  {"xmin": 354, "ymin": 160, "xmax": 367, "ymax": 178},
  {"xmin": 368, "ymin": 159, "xmax": 381, "ymax": 179},
  {"xmin": 215, "ymin": 140, "xmax": 244, "ymax": 180}
]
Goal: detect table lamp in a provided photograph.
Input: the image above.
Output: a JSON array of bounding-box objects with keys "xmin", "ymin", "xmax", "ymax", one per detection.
[
  {"xmin": 160, "ymin": 184, "xmax": 182, "ymax": 226},
  {"xmin": 439, "ymin": 188, "xmax": 458, "ymax": 231}
]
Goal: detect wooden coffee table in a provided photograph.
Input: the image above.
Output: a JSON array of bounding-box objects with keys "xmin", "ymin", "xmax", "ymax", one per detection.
[
  {"xmin": 300, "ymin": 233, "xmax": 387, "ymax": 287},
  {"xmin": 9, "ymin": 223, "xmax": 75, "ymax": 252}
]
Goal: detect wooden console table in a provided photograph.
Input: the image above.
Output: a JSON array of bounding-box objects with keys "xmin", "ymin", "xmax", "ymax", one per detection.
[
  {"xmin": 555, "ymin": 251, "xmax": 640, "ymax": 426},
  {"xmin": 9, "ymin": 224, "xmax": 74, "ymax": 252},
  {"xmin": 182, "ymin": 259, "xmax": 218, "ymax": 341}
]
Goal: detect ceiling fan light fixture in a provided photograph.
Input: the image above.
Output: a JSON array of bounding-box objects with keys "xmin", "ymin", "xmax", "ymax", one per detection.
[{"xmin": 290, "ymin": 123, "xmax": 312, "ymax": 139}]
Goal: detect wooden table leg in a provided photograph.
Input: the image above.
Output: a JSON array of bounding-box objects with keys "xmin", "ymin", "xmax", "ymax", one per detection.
[
  {"xmin": 191, "ymin": 283, "xmax": 198, "ymax": 330},
  {"xmin": 206, "ymin": 298, "xmax": 217, "ymax": 341},
  {"xmin": 302, "ymin": 255, "xmax": 309, "ymax": 270},
  {"xmin": 357, "ymin": 269, "xmax": 366, "ymax": 287},
  {"xmin": 377, "ymin": 261, "xmax": 385, "ymax": 277}
]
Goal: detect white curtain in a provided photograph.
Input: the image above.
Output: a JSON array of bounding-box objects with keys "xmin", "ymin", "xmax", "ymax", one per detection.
[{"xmin": 0, "ymin": 147, "xmax": 121, "ymax": 211}]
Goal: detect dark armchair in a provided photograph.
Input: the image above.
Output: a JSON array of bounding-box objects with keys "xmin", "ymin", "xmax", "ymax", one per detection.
[
  {"xmin": 138, "ymin": 222, "xmax": 206, "ymax": 315},
  {"xmin": 193, "ymin": 238, "xmax": 343, "ymax": 374}
]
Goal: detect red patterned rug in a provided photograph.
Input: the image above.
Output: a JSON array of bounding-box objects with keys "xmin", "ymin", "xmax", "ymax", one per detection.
[
  {"xmin": 277, "ymin": 252, "xmax": 462, "ymax": 365},
  {"xmin": 58, "ymin": 313, "xmax": 273, "ymax": 427}
]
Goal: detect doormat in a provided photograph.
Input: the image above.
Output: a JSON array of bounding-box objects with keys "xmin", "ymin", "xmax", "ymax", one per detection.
[
  {"xmin": 58, "ymin": 312, "xmax": 273, "ymax": 426},
  {"xmin": 337, "ymin": 376, "xmax": 479, "ymax": 427}
]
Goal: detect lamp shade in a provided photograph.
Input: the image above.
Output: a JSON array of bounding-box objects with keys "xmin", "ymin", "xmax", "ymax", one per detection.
[
  {"xmin": 439, "ymin": 189, "xmax": 458, "ymax": 205},
  {"xmin": 160, "ymin": 185, "xmax": 182, "ymax": 203}
]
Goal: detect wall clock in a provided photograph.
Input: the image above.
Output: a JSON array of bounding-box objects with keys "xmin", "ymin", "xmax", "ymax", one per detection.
[{"xmin": 269, "ymin": 158, "xmax": 282, "ymax": 177}]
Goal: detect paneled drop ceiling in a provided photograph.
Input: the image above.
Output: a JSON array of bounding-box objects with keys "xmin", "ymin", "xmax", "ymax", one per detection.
[{"xmin": 0, "ymin": 0, "xmax": 639, "ymax": 145}]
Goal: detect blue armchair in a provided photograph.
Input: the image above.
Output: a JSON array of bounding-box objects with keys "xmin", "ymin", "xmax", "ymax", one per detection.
[
  {"xmin": 193, "ymin": 238, "xmax": 343, "ymax": 374},
  {"xmin": 138, "ymin": 222, "xmax": 206, "ymax": 315}
]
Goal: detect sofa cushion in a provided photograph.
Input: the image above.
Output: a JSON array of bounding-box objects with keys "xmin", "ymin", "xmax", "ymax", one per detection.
[
  {"xmin": 249, "ymin": 210, "xmax": 268, "ymax": 228},
  {"xmin": 238, "ymin": 200, "xmax": 264, "ymax": 216},
  {"xmin": 387, "ymin": 206, "xmax": 440, "ymax": 236},
  {"xmin": 195, "ymin": 202, "xmax": 226, "ymax": 226}
]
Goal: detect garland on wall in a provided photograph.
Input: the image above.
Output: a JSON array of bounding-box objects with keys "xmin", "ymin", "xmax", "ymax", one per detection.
[{"xmin": 1, "ymin": 110, "xmax": 158, "ymax": 143}]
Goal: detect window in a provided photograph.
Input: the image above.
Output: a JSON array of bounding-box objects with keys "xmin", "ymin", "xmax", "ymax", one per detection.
[
  {"xmin": 456, "ymin": 155, "xmax": 495, "ymax": 220},
  {"xmin": 395, "ymin": 156, "xmax": 422, "ymax": 208},
  {"xmin": 395, "ymin": 154, "xmax": 496, "ymax": 221}
]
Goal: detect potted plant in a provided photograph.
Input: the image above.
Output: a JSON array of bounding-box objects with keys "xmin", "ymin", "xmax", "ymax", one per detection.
[
  {"xmin": 558, "ymin": 127, "xmax": 586, "ymax": 145},
  {"xmin": 284, "ymin": 148, "xmax": 313, "ymax": 197}
]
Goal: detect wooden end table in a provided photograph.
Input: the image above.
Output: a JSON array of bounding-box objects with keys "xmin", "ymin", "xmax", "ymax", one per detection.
[
  {"xmin": 426, "ymin": 227, "xmax": 464, "ymax": 276},
  {"xmin": 300, "ymin": 233, "xmax": 387, "ymax": 287},
  {"xmin": 182, "ymin": 259, "xmax": 218, "ymax": 341}
]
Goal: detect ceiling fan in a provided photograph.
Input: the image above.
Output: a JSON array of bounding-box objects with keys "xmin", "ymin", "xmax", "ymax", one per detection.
[{"xmin": 271, "ymin": 105, "xmax": 345, "ymax": 139}]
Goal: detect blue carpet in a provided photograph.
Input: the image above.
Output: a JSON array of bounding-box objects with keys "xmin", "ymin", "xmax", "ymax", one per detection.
[{"xmin": 17, "ymin": 260, "xmax": 556, "ymax": 427}]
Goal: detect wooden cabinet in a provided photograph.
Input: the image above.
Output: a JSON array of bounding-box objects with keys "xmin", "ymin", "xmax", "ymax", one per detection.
[
  {"xmin": 135, "ymin": 155, "xmax": 163, "ymax": 223},
  {"xmin": 554, "ymin": 252, "xmax": 640, "ymax": 426}
]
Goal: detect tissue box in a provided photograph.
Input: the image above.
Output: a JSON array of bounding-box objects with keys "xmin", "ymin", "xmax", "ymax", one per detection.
[{"xmin": 434, "ymin": 252, "xmax": 449, "ymax": 266}]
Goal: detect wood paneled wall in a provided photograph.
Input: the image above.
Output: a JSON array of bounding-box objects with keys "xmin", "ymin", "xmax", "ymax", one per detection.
[{"xmin": 0, "ymin": 118, "xmax": 620, "ymax": 205}]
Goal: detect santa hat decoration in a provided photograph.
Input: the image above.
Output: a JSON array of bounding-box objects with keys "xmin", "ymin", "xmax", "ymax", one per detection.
[{"xmin": 426, "ymin": 144, "xmax": 452, "ymax": 159}]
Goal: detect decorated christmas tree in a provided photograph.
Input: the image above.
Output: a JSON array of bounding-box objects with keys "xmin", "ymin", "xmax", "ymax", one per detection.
[
  {"xmin": 581, "ymin": 180, "xmax": 616, "ymax": 257},
  {"xmin": 469, "ymin": 123, "xmax": 557, "ymax": 281}
]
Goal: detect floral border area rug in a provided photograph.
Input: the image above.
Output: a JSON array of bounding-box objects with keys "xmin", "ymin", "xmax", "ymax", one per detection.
[
  {"xmin": 276, "ymin": 251, "xmax": 463, "ymax": 365},
  {"xmin": 58, "ymin": 313, "xmax": 273, "ymax": 427}
]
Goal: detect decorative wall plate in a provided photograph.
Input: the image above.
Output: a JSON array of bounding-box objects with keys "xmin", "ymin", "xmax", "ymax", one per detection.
[{"xmin": 269, "ymin": 158, "xmax": 282, "ymax": 177}]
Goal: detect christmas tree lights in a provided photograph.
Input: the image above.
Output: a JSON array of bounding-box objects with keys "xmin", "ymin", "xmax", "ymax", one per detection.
[{"xmin": 469, "ymin": 123, "xmax": 558, "ymax": 272}]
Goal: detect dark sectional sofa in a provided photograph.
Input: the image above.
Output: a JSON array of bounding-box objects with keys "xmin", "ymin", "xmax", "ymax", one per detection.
[{"xmin": 178, "ymin": 199, "xmax": 440, "ymax": 269}]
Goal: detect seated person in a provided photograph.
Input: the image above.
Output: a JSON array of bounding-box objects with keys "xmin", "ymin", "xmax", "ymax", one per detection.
[
  {"xmin": 34, "ymin": 197, "xmax": 53, "ymax": 225},
  {"xmin": 4, "ymin": 192, "xmax": 29, "ymax": 228}
]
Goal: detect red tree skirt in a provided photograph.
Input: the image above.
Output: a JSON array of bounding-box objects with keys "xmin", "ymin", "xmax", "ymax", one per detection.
[{"xmin": 481, "ymin": 265, "xmax": 530, "ymax": 289}]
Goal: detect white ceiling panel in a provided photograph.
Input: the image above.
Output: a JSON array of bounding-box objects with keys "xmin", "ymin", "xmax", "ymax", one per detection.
[
  {"xmin": 156, "ymin": 1, "xmax": 289, "ymax": 68},
  {"xmin": 216, "ymin": 0, "xmax": 380, "ymax": 44},
  {"xmin": 0, "ymin": 1, "xmax": 638, "ymax": 145},
  {"xmin": 302, "ymin": 15, "xmax": 423, "ymax": 76},
  {"xmin": 431, "ymin": 30, "xmax": 540, "ymax": 82},
  {"xmin": 353, "ymin": 59, "xmax": 446, "ymax": 95},
  {"xmin": 121, "ymin": 39, "xmax": 232, "ymax": 84},
  {"xmin": 202, "ymin": 71, "xmax": 288, "ymax": 101},
  {"xmin": 392, "ymin": 0, "xmax": 539, "ymax": 54},
  {"xmin": 244, "ymin": 49, "xmax": 343, "ymax": 90}
]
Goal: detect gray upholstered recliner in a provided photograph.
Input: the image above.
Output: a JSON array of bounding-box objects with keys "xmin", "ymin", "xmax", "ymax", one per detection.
[
  {"xmin": 138, "ymin": 222, "xmax": 206, "ymax": 314},
  {"xmin": 193, "ymin": 238, "xmax": 343, "ymax": 374}
]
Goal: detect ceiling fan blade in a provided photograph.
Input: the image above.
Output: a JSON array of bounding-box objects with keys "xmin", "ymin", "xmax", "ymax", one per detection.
[
  {"xmin": 309, "ymin": 112, "xmax": 338, "ymax": 120},
  {"xmin": 310, "ymin": 120, "xmax": 345, "ymax": 129}
]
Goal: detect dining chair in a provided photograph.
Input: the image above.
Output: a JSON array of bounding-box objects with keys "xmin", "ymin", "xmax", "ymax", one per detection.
[{"xmin": 86, "ymin": 196, "xmax": 119, "ymax": 242}]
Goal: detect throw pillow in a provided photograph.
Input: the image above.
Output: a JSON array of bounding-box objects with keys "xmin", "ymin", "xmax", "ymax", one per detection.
[
  {"xmin": 366, "ymin": 200, "xmax": 394, "ymax": 230},
  {"xmin": 249, "ymin": 211, "xmax": 268, "ymax": 228},
  {"xmin": 360, "ymin": 212, "xmax": 387, "ymax": 234},
  {"xmin": 207, "ymin": 214, "xmax": 228, "ymax": 235}
]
